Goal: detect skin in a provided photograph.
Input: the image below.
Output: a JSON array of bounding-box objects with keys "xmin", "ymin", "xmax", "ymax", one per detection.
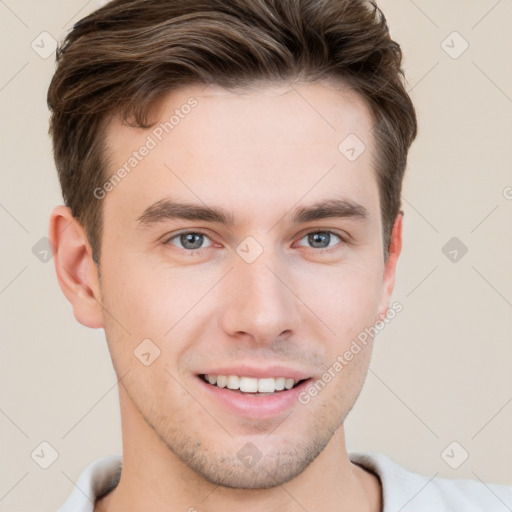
[{"xmin": 50, "ymin": 80, "xmax": 403, "ymax": 512}]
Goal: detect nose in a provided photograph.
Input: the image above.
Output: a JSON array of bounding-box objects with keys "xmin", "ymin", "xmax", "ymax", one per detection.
[{"xmin": 218, "ymin": 250, "xmax": 301, "ymax": 345}]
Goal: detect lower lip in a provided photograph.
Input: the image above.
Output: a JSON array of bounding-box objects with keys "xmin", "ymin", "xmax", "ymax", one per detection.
[{"xmin": 197, "ymin": 376, "xmax": 311, "ymax": 420}]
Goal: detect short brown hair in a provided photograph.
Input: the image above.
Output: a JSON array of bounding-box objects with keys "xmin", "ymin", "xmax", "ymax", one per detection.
[{"xmin": 47, "ymin": 0, "xmax": 417, "ymax": 265}]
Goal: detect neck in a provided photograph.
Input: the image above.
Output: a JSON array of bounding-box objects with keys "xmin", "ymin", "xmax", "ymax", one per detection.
[{"xmin": 94, "ymin": 386, "xmax": 382, "ymax": 512}]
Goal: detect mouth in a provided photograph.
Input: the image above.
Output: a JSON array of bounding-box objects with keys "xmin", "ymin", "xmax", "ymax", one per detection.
[
  {"xmin": 196, "ymin": 373, "xmax": 312, "ymax": 422},
  {"xmin": 195, "ymin": 367, "xmax": 313, "ymax": 419},
  {"xmin": 200, "ymin": 373, "xmax": 309, "ymax": 395}
]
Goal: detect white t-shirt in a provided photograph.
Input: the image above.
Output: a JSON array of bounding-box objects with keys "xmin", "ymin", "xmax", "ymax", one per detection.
[{"xmin": 58, "ymin": 451, "xmax": 512, "ymax": 511}]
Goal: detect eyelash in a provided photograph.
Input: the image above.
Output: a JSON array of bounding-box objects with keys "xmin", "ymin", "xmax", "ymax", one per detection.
[{"xmin": 162, "ymin": 230, "xmax": 348, "ymax": 254}]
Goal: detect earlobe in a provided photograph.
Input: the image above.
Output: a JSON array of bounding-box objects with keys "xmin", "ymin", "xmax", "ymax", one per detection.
[
  {"xmin": 49, "ymin": 205, "xmax": 104, "ymax": 328},
  {"xmin": 376, "ymin": 211, "xmax": 403, "ymax": 320}
]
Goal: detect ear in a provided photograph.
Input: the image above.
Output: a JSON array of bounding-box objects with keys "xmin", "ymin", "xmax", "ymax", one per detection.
[
  {"xmin": 376, "ymin": 211, "xmax": 403, "ymax": 321},
  {"xmin": 49, "ymin": 205, "xmax": 104, "ymax": 328}
]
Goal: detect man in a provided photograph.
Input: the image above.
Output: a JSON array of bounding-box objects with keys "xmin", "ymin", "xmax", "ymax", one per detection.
[{"xmin": 47, "ymin": 0, "xmax": 511, "ymax": 510}]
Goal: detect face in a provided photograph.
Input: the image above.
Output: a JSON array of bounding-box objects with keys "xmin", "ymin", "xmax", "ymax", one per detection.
[{"xmin": 97, "ymin": 81, "xmax": 397, "ymax": 488}]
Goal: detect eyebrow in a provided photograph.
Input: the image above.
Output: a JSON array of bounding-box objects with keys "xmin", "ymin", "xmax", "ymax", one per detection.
[
  {"xmin": 135, "ymin": 197, "xmax": 369, "ymax": 228},
  {"xmin": 291, "ymin": 199, "xmax": 368, "ymax": 223}
]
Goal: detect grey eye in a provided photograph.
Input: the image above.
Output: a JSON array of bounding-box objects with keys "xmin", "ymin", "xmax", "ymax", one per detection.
[
  {"xmin": 298, "ymin": 231, "xmax": 341, "ymax": 249},
  {"xmin": 180, "ymin": 233, "xmax": 205, "ymax": 250},
  {"xmin": 166, "ymin": 232, "xmax": 212, "ymax": 250}
]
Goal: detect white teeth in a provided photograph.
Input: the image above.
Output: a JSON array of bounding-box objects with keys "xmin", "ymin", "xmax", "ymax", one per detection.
[
  {"xmin": 226, "ymin": 375, "xmax": 240, "ymax": 389},
  {"xmin": 257, "ymin": 378, "xmax": 275, "ymax": 393},
  {"xmin": 239, "ymin": 377, "xmax": 258, "ymax": 392},
  {"xmin": 274, "ymin": 377, "xmax": 285, "ymax": 391},
  {"xmin": 203, "ymin": 374, "xmax": 302, "ymax": 393}
]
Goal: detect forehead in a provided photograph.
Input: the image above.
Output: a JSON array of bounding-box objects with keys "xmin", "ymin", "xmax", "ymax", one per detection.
[{"xmin": 102, "ymin": 81, "xmax": 378, "ymax": 228}]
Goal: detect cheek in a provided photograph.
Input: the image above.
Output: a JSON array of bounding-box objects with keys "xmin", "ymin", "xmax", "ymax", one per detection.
[
  {"xmin": 99, "ymin": 253, "xmax": 220, "ymax": 376},
  {"xmin": 294, "ymin": 258, "xmax": 383, "ymax": 339},
  {"xmin": 100, "ymin": 251, "xmax": 195, "ymax": 334}
]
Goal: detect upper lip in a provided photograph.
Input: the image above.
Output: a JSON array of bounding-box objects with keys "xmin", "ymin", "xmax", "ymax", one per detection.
[{"xmin": 198, "ymin": 365, "xmax": 311, "ymax": 381}]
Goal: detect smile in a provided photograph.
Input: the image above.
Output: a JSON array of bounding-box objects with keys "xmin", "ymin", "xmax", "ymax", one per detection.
[{"xmin": 201, "ymin": 374, "xmax": 305, "ymax": 394}]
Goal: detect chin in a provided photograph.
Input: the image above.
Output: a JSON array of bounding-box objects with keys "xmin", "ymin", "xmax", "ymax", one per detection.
[
  {"xmin": 190, "ymin": 452, "xmax": 313, "ymax": 489},
  {"xmin": 162, "ymin": 429, "xmax": 333, "ymax": 490}
]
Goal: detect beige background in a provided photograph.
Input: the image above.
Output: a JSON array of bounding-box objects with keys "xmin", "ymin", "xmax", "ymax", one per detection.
[{"xmin": 1, "ymin": 0, "xmax": 511, "ymax": 510}]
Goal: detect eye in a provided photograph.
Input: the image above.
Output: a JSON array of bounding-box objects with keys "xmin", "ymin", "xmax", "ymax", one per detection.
[
  {"xmin": 296, "ymin": 231, "xmax": 344, "ymax": 250},
  {"xmin": 164, "ymin": 231, "xmax": 213, "ymax": 251}
]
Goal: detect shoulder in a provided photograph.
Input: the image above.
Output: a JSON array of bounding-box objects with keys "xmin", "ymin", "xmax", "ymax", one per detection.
[
  {"xmin": 58, "ymin": 455, "xmax": 122, "ymax": 512},
  {"xmin": 349, "ymin": 451, "xmax": 512, "ymax": 512}
]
